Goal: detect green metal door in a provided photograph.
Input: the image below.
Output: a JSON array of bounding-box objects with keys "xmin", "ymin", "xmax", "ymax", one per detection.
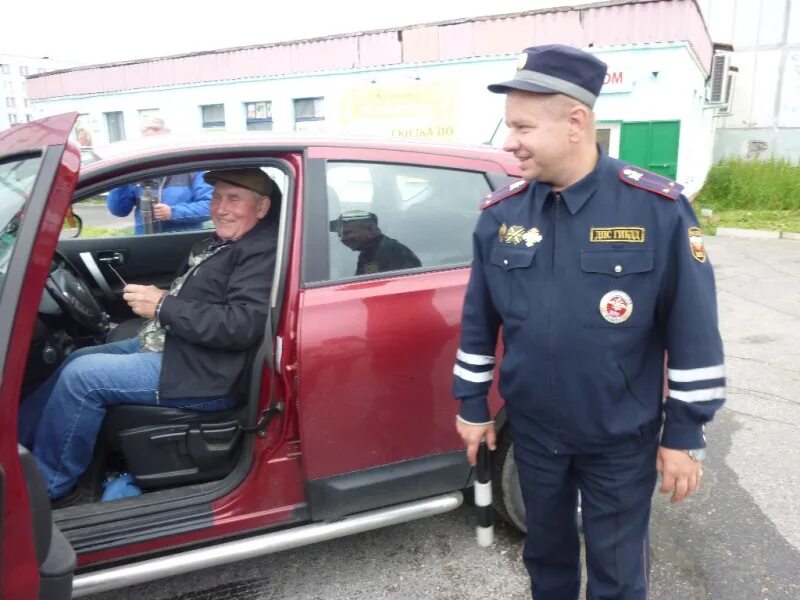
[{"xmin": 619, "ymin": 121, "xmax": 680, "ymax": 180}]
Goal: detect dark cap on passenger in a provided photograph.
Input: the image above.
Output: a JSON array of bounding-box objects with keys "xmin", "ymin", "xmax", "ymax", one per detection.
[
  {"xmin": 203, "ymin": 168, "xmax": 279, "ymax": 199},
  {"xmin": 488, "ymin": 44, "xmax": 608, "ymax": 108}
]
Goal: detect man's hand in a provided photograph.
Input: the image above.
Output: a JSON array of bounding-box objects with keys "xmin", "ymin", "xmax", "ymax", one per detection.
[
  {"xmin": 455, "ymin": 418, "xmax": 496, "ymax": 466},
  {"xmin": 153, "ymin": 203, "xmax": 173, "ymax": 221},
  {"xmin": 123, "ymin": 284, "xmax": 167, "ymax": 319},
  {"xmin": 657, "ymin": 446, "xmax": 703, "ymax": 504}
]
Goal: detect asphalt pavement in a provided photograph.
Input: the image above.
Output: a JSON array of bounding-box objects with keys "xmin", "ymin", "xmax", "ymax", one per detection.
[{"xmin": 92, "ymin": 235, "xmax": 800, "ymax": 600}]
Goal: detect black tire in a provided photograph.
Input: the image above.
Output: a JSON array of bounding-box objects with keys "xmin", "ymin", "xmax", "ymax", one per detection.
[{"xmin": 492, "ymin": 430, "xmax": 527, "ymax": 533}]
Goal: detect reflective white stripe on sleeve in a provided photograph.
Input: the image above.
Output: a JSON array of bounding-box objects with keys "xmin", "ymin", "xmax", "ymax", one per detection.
[
  {"xmin": 668, "ymin": 364, "xmax": 725, "ymax": 382},
  {"xmin": 457, "ymin": 349, "xmax": 496, "ymax": 366},
  {"xmin": 453, "ymin": 364, "xmax": 494, "ymax": 383},
  {"xmin": 668, "ymin": 387, "xmax": 726, "ymax": 403}
]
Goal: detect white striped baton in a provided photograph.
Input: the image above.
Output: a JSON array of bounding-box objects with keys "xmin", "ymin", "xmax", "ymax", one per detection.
[{"xmin": 475, "ymin": 442, "xmax": 494, "ymax": 547}]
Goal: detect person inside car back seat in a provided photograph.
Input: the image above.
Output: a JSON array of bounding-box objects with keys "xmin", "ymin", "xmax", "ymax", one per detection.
[
  {"xmin": 18, "ymin": 168, "xmax": 281, "ymax": 503},
  {"xmin": 106, "ymin": 118, "xmax": 213, "ymax": 233},
  {"xmin": 331, "ymin": 210, "xmax": 421, "ymax": 275}
]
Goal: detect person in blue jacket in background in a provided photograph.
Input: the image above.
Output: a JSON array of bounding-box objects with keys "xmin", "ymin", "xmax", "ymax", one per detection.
[{"xmin": 107, "ymin": 118, "xmax": 213, "ymax": 233}]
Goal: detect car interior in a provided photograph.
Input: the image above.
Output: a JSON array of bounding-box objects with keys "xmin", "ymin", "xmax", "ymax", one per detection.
[{"xmin": 19, "ymin": 162, "xmax": 290, "ymax": 511}]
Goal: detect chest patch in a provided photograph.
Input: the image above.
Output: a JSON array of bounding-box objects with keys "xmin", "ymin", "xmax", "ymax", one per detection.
[
  {"xmin": 499, "ymin": 223, "xmax": 543, "ymax": 247},
  {"xmin": 599, "ymin": 290, "xmax": 633, "ymax": 324},
  {"xmin": 590, "ymin": 227, "xmax": 645, "ymax": 243}
]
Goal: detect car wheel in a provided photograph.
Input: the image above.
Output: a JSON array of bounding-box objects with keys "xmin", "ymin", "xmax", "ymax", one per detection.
[{"xmin": 492, "ymin": 432, "xmax": 527, "ymax": 533}]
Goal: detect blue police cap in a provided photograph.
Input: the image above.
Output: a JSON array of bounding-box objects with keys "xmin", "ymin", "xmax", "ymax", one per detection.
[{"xmin": 488, "ymin": 44, "xmax": 608, "ymax": 108}]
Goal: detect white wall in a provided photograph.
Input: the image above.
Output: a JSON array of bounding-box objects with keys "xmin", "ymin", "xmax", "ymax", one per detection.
[{"xmin": 32, "ymin": 43, "xmax": 712, "ymax": 188}]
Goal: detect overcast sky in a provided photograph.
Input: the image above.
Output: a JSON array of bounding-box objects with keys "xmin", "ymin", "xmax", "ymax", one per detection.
[{"xmin": 4, "ymin": 0, "xmax": 589, "ymax": 64}]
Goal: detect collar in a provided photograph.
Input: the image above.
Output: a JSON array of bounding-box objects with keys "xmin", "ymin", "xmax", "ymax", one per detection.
[{"xmin": 536, "ymin": 146, "xmax": 607, "ymax": 215}]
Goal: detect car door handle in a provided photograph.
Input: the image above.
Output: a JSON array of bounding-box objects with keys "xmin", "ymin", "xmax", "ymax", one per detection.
[{"xmin": 97, "ymin": 251, "xmax": 126, "ymax": 265}]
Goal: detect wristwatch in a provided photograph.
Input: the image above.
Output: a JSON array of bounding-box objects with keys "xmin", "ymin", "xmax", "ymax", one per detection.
[{"xmin": 686, "ymin": 448, "xmax": 706, "ymax": 461}]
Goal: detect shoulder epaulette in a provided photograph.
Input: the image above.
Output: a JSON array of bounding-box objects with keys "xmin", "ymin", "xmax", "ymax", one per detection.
[
  {"xmin": 619, "ymin": 165, "xmax": 684, "ymax": 200},
  {"xmin": 480, "ymin": 179, "xmax": 529, "ymax": 210}
]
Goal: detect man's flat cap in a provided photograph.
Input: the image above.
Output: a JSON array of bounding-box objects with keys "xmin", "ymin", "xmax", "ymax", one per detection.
[
  {"xmin": 488, "ymin": 44, "xmax": 608, "ymax": 108},
  {"xmin": 204, "ymin": 168, "xmax": 279, "ymax": 199}
]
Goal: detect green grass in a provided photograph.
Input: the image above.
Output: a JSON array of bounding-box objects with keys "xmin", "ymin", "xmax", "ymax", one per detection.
[
  {"xmin": 694, "ymin": 157, "xmax": 800, "ymax": 233},
  {"xmin": 80, "ymin": 225, "xmax": 135, "ymax": 238},
  {"xmin": 698, "ymin": 209, "xmax": 800, "ymax": 234}
]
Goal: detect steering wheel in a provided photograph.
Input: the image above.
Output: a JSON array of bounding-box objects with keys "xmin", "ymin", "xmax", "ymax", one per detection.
[{"xmin": 45, "ymin": 251, "xmax": 109, "ymax": 335}]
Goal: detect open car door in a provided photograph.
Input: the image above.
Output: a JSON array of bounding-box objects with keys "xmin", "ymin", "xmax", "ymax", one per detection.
[{"xmin": 0, "ymin": 114, "xmax": 80, "ymax": 599}]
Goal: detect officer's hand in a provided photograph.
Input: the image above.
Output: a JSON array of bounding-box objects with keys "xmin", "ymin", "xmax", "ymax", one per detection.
[
  {"xmin": 123, "ymin": 284, "xmax": 167, "ymax": 319},
  {"xmin": 153, "ymin": 203, "xmax": 173, "ymax": 221},
  {"xmin": 657, "ymin": 446, "xmax": 702, "ymax": 504},
  {"xmin": 455, "ymin": 418, "xmax": 496, "ymax": 466}
]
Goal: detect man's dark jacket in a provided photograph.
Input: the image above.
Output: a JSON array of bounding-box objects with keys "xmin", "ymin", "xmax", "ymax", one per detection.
[{"xmin": 157, "ymin": 218, "xmax": 277, "ymax": 399}]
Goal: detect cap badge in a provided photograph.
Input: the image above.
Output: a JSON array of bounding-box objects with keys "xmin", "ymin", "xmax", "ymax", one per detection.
[
  {"xmin": 516, "ymin": 52, "xmax": 528, "ymax": 71},
  {"xmin": 688, "ymin": 227, "xmax": 706, "ymax": 263},
  {"xmin": 599, "ymin": 290, "xmax": 633, "ymax": 324}
]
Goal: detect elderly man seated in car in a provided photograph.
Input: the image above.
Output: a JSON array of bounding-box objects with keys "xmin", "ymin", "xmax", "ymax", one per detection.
[{"xmin": 18, "ymin": 168, "xmax": 280, "ymax": 502}]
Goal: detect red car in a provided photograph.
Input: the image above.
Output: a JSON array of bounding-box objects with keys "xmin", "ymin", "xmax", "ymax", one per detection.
[{"xmin": 0, "ymin": 113, "xmax": 524, "ymax": 599}]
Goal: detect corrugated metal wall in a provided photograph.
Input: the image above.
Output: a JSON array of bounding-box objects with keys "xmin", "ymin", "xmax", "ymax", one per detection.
[{"xmin": 28, "ymin": 0, "xmax": 712, "ymax": 100}]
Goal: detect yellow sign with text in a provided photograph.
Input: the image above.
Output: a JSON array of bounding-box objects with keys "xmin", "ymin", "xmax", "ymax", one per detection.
[{"xmin": 339, "ymin": 81, "xmax": 457, "ymax": 140}]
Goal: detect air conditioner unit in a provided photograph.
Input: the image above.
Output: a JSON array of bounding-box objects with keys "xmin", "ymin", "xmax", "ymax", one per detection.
[
  {"xmin": 707, "ymin": 52, "xmax": 732, "ymax": 105},
  {"xmin": 715, "ymin": 66, "xmax": 738, "ymax": 116}
]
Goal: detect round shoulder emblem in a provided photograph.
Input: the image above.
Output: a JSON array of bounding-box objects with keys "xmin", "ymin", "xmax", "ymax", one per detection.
[{"xmin": 599, "ymin": 290, "xmax": 633, "ymax": 324}]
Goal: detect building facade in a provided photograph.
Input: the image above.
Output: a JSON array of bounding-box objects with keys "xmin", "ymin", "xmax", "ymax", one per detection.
[
  {"xmin": 26, "ymin": 0, "xmax": 720, "ymax": 189},
  {"xmin": 0, "ymin": 54, "xmax": 80, "ymax": 129},
  {"xmin": 698, "ymin": 0, "xmax": 800, "ymax": 161}
]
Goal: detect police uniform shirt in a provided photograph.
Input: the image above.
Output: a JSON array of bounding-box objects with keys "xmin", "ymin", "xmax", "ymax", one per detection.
[
  {"xmin": 356, "ymin": 234, "xmax": 422, "ymax": 276},
  {"xmin": 453, "ymin": 151, "xmax": 725, "ymax": 453}
]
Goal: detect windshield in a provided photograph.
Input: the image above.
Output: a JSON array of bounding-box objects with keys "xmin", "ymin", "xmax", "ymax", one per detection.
[{"xmin": 0, "ymin": 154, "xmax": 43, "ymax": 295}]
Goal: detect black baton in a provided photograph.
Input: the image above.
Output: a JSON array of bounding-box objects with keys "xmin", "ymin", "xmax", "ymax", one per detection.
[{"xmin": 475, "ymin": 441, "xmax": 494, "ymax": 547}]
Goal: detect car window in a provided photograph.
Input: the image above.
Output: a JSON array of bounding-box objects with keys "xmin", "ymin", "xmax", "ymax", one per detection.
[
  {"xmin": 73, "ymin": 167, "xmax": 288, "ymax": 240},
  {"xmin": 325, "ymin": 162, "xmax": 491, "ymax": 281},
  {"xmin": 0, "ymin": 154, "xmax": 43, "ymax": 296}
]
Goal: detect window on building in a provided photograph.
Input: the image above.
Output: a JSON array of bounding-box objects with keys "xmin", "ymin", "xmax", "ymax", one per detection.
[
  {"xmin": 105, "ymin": 111, "xmax": 126, "ymax": 143},
  {"xmin": 19, "ymin": 66, "xmax": 29, "ymax": 76},
  {"xmin": 201, "ymin": 104, "xmax": 225, "ymax": 129},
  {"xmin": 6, "ymin": 97, "xmax": 15, "ymax": 108},
  {"xmin": 0, "ymin": 64, "xmax": 9, "ymax": 75},
  {"xmin": 293, "ymin": 97, "xmax": 324, "ymax": 132},
  {"xmin": 245, "ymin": 101, "xmax": 272, "ymax": 131},
  {"xmin": 26, "ymin": 114, "xmax": 32, "ymax": 122},
  {"xmin": 8, "ymin": 114, "xmax": 18, "ymax": 125},
  {"xmin": 322, "ymin": 162, "xmax": 491, "ymax": 282}
]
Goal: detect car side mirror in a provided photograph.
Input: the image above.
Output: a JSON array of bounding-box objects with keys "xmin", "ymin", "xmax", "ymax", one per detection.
[{"xmin": 62, "ymin": 206, "xmax": 82, "ymax": 239}]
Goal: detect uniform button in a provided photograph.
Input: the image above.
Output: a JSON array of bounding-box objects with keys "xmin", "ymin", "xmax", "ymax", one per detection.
[
  {"xmin": 503, "ymin": 259, "xmax": 509, "ymax": 266},
  {"xmin": 165, "ymin": 325, "xmax": 171, "ymax": 332},
  {"xmin": 614, "ymin": 264, "xmax": 623, "ymax": 273}
]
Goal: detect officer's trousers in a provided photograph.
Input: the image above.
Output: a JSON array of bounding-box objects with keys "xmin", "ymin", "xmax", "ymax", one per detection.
[{"xmin": 513, "ymin": 428, "xmax": 659, "ymax": 600}]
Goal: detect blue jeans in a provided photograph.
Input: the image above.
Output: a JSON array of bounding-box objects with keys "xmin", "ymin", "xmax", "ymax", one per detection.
[{"xmin": 18, "ymin": 338, "xmax": 236, "ymax": 499}]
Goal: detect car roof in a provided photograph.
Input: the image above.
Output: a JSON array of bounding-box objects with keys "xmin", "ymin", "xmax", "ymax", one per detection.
[{"xmin": 79, "ymin": 132, "xmax": 518, "ymax": 176}]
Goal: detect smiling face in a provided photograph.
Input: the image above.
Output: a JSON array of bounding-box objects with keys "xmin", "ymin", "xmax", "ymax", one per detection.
[
  {"xmin": 210, "ymin": 181, "xmax": 270, "ymax": 241},
  {"xmin": 502, "ymin": 91, "xmax": 588, "ymax": 187}
]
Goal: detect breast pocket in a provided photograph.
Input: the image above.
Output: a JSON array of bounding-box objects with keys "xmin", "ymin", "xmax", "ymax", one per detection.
[
  {"xmin": 488, "ymin": 245, "xmax": 538, "ymax": 320},
  {"xmin": 579, "ymin": 250, "xmax": 655, "ymax": 328}
]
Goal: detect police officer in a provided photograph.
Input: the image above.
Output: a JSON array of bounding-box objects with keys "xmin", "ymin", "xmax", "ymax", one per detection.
[
  {"xmin": 453, "ymin": 44, "xmax": 725, "ymax": 600},
  {"xmin": 332, "ymin": 210, "xmax": 422, "ymax": 275}
]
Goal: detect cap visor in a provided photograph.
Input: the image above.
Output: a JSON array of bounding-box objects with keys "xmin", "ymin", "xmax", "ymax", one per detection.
[{"xmin": 487, "ymin": 80, "xmax": 559, "ymax": 95}]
